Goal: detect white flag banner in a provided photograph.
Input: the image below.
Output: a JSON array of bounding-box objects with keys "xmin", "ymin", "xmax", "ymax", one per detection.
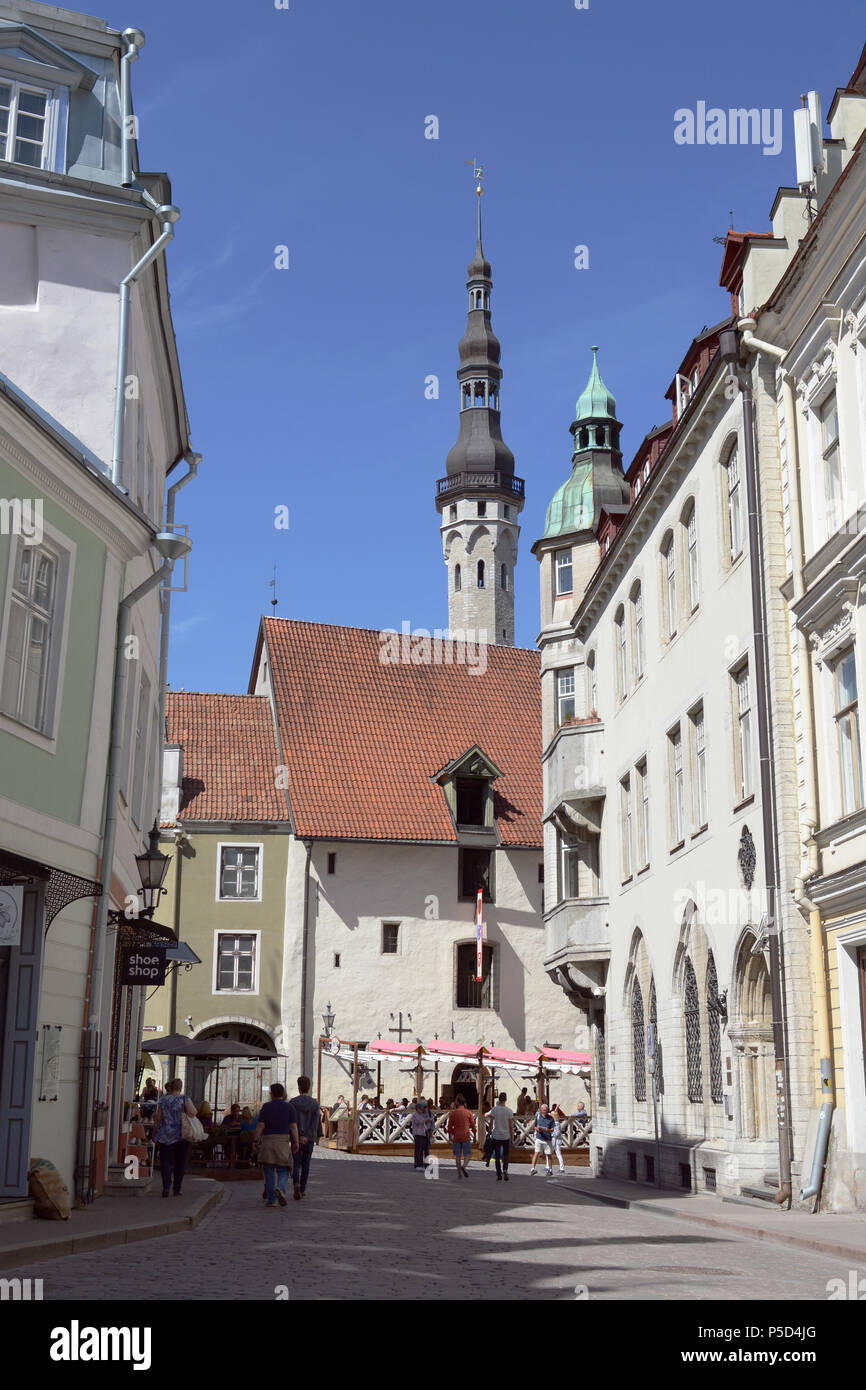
[{"xmin": 0, "ymin": 885, "xmax": 23, "ymax": 945}]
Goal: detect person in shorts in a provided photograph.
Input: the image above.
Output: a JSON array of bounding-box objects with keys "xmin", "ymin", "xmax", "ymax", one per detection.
[
  {"xmin": 446, "ymin": 1094, "xmax": 476, "ymax": 1179},
  {"xmin": 529, "ymin": 1101, "xmax": 555, "ymax": 1177}
]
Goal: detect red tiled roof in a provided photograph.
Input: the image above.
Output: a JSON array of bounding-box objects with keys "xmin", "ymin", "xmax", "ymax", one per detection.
[
  {"xmin": 258, "ymin": 619, "xmax": 543, "ymax": 846},
  {"xmin": 165, "ymin": 693, "xmax": 291, "ymax": 824}
]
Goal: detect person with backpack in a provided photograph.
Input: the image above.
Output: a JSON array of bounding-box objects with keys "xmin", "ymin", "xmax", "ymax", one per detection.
[{"xmin": 153, "ymin": 1077, "xmax": 198, "ymax": 1197}]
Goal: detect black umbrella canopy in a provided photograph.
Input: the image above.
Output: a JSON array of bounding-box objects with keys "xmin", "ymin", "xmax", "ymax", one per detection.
[{"xmin": 141, "ymin": 1034, "xmax": 276, "ymax": 1059}]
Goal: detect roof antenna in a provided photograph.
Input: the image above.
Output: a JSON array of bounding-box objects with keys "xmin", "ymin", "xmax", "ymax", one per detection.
[{"xmin": 269, "ymin": 563, "xmax": 278, "ymax": 612}]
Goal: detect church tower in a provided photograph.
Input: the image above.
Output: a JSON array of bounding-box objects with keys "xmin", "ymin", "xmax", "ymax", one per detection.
[{"xmin": 435, "ymin": 178, "xmax": 524, "ymax": 646}]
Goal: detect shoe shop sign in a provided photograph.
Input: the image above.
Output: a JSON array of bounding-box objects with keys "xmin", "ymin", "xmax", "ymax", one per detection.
[{"xmin": 121, "ymin": 945, "xmax": 167, "ymax": 985}]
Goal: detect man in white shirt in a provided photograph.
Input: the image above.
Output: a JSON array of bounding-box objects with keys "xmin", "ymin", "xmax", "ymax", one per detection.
[{"xmin": 487, "ymin": 1091, "xmax": 514, "ymax": 1182}]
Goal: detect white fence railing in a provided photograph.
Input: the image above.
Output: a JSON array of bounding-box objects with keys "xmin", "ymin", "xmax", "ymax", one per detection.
[{"xmin": 354, "ymin": 1109, "xmax": 592, "ymax": 1149}]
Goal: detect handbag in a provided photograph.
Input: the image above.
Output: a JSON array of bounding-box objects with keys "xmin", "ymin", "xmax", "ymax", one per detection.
[{"xmin": 181, "ymin": 1101, "xmax": 206, "ymax": 1145}]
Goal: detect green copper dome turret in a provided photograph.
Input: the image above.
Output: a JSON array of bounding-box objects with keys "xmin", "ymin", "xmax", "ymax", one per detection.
[
  {"xmin": 574, "ymin": 346, "xmax": 618, "ymax": 423},
  {"xmin": 539, "ymin": 346, "xmax": 630, "ymax": 542}
]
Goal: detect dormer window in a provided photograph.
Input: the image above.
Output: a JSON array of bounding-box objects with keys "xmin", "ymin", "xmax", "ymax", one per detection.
[
  {"xmin": 435, "ymin": 746, "xmax": 502, "ymax": 838},
  {"xmin": 0, "ymin": 26, "xmax": 99, "ymax": 177},
  {"xmin": 0, "ymin": 80, "xmax": 50, "ymax": 168}
]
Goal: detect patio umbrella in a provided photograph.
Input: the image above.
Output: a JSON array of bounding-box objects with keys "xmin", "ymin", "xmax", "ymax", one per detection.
[{"xmin": 141, "ymin": 1035, "xmax": 280, "ymax": 1111}]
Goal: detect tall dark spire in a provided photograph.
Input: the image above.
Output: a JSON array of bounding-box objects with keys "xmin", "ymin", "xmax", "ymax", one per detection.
[{"xmin": 444, "ymin": 177, "xmax": 515, "ymax": 477}]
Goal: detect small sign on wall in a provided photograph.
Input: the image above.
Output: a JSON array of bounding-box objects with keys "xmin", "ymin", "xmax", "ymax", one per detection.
[
  {"xmin": 38, "ymin": 1024, "xmax": 62, "ymax": 1102},
  {"xmin": 0, "ymin": 885, "xmax": 23, "ymax": 945}
]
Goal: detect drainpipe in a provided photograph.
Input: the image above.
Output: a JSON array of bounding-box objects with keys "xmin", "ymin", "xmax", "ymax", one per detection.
[
  {"xmin": 718, "ymin": 324, "xmax": 793, "ymax": 1207},
  {"xmin": 300, "ymin": 841, "xmax": 313, "ymax": 1076},
  {"xmin": 157, "ymin": 451, "xmax": 201, "ymax": 748},
  {"xmin": 738, "ymin": 318, "xmax": 836, "ymax": 1210},
  {"xmin": 76, "ymin": 532, "xmax": 192, "ymax": 1199},
  {"xmin": 111, "ymin": 205, "xmax": 181, "ymax": 487},
  {"xmin": 119, "ymin": 28, "xmax": 145, "ymax": 189}
]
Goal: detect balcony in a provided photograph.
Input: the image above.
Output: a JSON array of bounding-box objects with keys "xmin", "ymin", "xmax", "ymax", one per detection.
[
  {"xmin": 436, "ymin": 471, "xmax": 525, "ymax": 501},
  {"xmin": 544, "ymin": 897, "xmax": 610, "ymax": 1002},
  {"xmin": 543, "ymin": 719, "xmax": 604, "ymax": 830}
]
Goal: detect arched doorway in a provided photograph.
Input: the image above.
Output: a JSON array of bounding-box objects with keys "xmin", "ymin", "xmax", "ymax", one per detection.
[
  {"xmin": 447, "ymin": 1062, "xmax": 492, "ymax": 1111},
  {"xmin": 188, "ymin": 1024, "xmax": 278, "ymax": 1115},
  {"xmin": 731, "ymin": 939, "xmax": 775, "ymax": 1141}
]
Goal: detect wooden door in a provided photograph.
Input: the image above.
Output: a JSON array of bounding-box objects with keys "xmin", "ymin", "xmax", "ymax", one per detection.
[{"xmin": 0, "ymin": 888, "xmax": 43, "ymax": 1196}]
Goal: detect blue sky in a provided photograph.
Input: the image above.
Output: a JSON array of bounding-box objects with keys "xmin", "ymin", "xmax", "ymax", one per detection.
[{"xmin": 124, "ymin": 0, "xmax": 865, "ymax": 691}]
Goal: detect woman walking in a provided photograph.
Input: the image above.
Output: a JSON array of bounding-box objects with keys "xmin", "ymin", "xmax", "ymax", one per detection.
[{"xmin": 153, "ymin": 1078, "xmax": 197, "ymax": 1198}]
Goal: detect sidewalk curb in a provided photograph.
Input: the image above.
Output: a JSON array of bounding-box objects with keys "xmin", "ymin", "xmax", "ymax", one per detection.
[
  {"xmin": 567, "ymin": 1182, "xmax": 866, "ymax": 1264},
  {"xmin": 0, "ymin": 1184, "xmax": 225, "ymax": 1271}
]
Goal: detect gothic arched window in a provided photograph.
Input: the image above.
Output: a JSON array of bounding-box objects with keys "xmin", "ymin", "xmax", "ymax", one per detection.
[
  {"xmin": 707, "ymin": 953, "xmax": 723, "ymax": 1103},
  {"xmin": 684, "ymin": 955, "xmax": 703, "ymax": 1102},
  {"xmin": 454, "ymin": 564, "xmax": 461, "ymax": 592},
  {"xmin": 632, "ymin": 977, "xmax": 646, "ymax": 1102},
  {"xmin": 477, "ymin": 560, "xmax": 485, "ymax": 589}
]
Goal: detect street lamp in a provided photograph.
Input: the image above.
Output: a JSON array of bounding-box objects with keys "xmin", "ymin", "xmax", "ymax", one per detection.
[
  {"xmin": 108, "ymin": 823, "xmax": 171, "ymax": 925},
  {"xmin": 134, "ymin": 824, "xmax": 171, "ymax": 916},
  {"xmin": 322, "ymin": 1002, "xmax": 335, "ymax": 1038}
]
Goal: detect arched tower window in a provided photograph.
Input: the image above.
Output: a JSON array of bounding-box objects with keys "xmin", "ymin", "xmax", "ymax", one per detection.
[
  {"xmin": 579, "ymin": 427, "xmax": 589, "ymax": 449},
  {"xmin": 454, "ymin": 564, "xmax": 462, "ymax": 592},
  {"xmin": 684, "ymin": 955, "xmax": 703, "ymax": 1102},
  {"xmin": 707, "ymin": 953, "xmax": 723, "ymax": 1103},
  {"xmin": 477, "ymin": 559, "xmax": 485, "ymax": 589},
  {"xmin": 596, "ymin": 425, "xmax": 607, "ymax": 447},
  {"xmin": 500, "ymin": 564, "xmax": 507, "ymax": 591},
  {"xmin": 632, "ymin": 977, "xmax": 646, "ymax": 1101}
]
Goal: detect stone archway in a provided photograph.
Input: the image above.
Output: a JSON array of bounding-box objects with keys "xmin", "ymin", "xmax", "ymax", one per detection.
[{"xmin": 188, "ymin": 1021, "xmax": 279, "ymax": 1116}]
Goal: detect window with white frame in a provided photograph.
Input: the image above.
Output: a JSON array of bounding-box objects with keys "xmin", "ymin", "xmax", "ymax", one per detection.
[
  {"xmin": 557, "ymin": 666, "xmax": 575, "ymax": 724},
  {"xmin": 215, "ymin": 933, "xmax": 257, "ymax": 992},
  {"xmin": 820, "ymin": 393, "xmax": 843, "ymax": 535},
  {"xmin": 620, "ymin": 774, "xmax": 633, "ymax": 879},
  {"xmin": 733, "ymin": 663, "xmax": 754, "ymax": 803},
  {"xmin": 685, "ymin": 503, "xmax": 699, "ymax": 610},
  {"xmin": 0, "ymin": 79, "xmax": 52, "ymax": 169},
  {"xmin": 631, "ymin": 583, "xmax": 645, "ymax": 679},
  {"xmin": 725, "ymin": 446, "xmax": 743, "ymax": 561},
  {"xmin": 219, "ymin": 845, "xmax": 260, "ymax": 899},
  {"xmin": 615, "ymin": 606, "xmax": 628, "ymax": 699},
  {"xmin": 833, "ymin": 646, "xmax": 863, "ymax": 816},
  {"xmin": 636, "ymin": 758, "xmax": 649, "ymax": 868},
  {"xmin": 662, "ymin": 533, "xmax": 677, "ymax": 639},
  {"xmin": 382, "ymin": 922, "xmax": 400, "ymax": 954},
  {"xmin": 690, "ymin": 702, "xmax": 708, "ymax": 829},
  {"xmin": 669, "ymin": 725, "xmax": 684, "ymax": 845},
  {"xmin": 587, "ymin": 650, "xmax": 598, "ymax": 713},
  {"xmin": 0, "ymin": 540, "xmax": 59, "ymax": 733},
  {"xmin": 560, "ymin": 833, "xmax": 581, "ymax": 900},
  {"xmin": 555, "ymin": 548, "xmax": 573, "ymax": 595}
]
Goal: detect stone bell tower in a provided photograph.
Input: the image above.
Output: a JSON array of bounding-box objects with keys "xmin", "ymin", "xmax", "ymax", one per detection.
[{"xmin": 434, "ymin": 174, "xmax": 524, "ymax": 646}]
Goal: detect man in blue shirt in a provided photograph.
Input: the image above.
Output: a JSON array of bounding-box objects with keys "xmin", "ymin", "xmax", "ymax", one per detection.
[
  {"xmin": 290, "ymin": 1075, "xmax": 323, "ymax": 1200},
  {"xmin": 529, "ymin": 1102, "xmax": 556, "ymax": 1178},
  {"xmin": 253, "ymin": 1083, "xmax": 298, "ymax": 1207}
]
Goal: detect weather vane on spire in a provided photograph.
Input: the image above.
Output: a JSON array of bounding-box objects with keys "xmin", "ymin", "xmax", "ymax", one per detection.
[
  {"xmin": 269, "ymin": 563, "xmax": 278, "ymax": 612},
  {"xmin": 466, "ymin": 157, "xmax": 484, "ymax": 195}
]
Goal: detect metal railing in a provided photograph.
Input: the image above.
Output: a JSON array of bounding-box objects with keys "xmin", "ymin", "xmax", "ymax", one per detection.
[{"xmin": 355, "ymin": 1109, "xmax": 592, "ymax": 1149}]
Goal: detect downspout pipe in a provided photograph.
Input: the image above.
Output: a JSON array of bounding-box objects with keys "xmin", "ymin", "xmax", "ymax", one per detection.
[
  {"xmin": 719, "ymin": 325, "xmax": 794, "ymax": 1207},
  {"xmin": 79, "ymin": 547, "xmax": 189, "ymax": 1196},
  {"xmin": 111, "ymin": 205, "xmax": 181, "ymax": 487},
  {"xmin": 300, "ymin": 840, "xmax": 313, "ymax": 1077},
  {"xmin": 157, "ymin": 451, "xmax": 201, "ymax": 751},
  {"xmin": 738, "ymin": 318, "xmax": 837, "ymax": 1210},
  {"xmin": 119, "ymin": 29, "xmax": 145, "ymax": 189}
]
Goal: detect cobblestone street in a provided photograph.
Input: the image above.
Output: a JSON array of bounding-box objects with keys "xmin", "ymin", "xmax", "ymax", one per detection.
[{"xmin": 5, "ymin": 1153, "xmax": 859, "ymax": 1302}]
